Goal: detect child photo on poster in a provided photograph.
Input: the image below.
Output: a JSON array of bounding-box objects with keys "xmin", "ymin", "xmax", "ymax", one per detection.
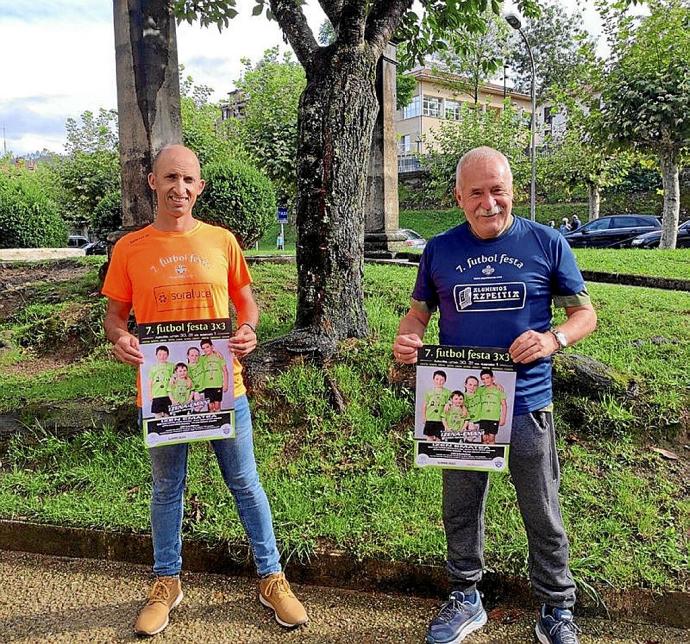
[
  {"xmin": 414, "ymin": 345, "xmax": 516, "ymax": 471},
  {"xmin": 139, "ymin": 319, "xmax": 235, "ymax": 448}
]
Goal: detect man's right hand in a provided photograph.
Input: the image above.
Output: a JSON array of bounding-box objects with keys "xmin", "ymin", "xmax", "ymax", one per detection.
[
  {"xmin": 392, "ymin": 333, "xmax": 423, "ymax": 364},
  {"xmin": 112, "ymin": 333, "xmax": 144, "ymax": 366}
]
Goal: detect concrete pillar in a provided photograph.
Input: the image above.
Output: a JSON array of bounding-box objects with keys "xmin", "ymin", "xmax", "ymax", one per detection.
[
  {"xmin": 112, "ymin": 0, "xmax": 182, "ymax": 231},
  {"xmin": 364, "ymin": 43, "xmax": 408, "ymax": 255}
]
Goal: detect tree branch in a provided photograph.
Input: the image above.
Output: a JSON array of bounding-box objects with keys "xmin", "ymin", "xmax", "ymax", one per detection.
[
  {"xmin": 268, "ymin": 0, "xmax": 319, "ymax": 67},
  {"xmin": 338, "ymin": 0, "xmax": 367, "ymax": 45},
  {"xmin": 364, "ymin": 0, "xmax": 413, "ymax": 57},
  {"xmin": 319, "ymin": 0, "xmax": 344, "ymax": 34}
]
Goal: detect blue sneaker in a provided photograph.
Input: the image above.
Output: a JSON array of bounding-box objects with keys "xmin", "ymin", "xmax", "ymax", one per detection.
[
  {"xmin": 426, "ymin": 590, "xmax": 487, "ymax": 644},
  {"xmin": 535, "ymin": 605, "xmax": 581, "ymax": 644}
]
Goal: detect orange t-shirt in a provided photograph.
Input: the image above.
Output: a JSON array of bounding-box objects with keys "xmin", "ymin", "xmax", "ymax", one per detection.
[{"xmin": 102, "ymin": 221, "xmax": 252, "ymax": 405}]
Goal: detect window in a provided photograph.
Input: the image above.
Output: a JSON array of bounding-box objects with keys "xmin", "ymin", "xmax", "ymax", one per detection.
[
  {"xmin": 402, "ymin": 96, "xmax": 421, "ymax": 119},
  {"xmin": 445, "ymin": 100, "xmax": 461, "ymax": 120},
  {"xmin": 610, "ymin": 217, "xmax": 639, "ymax": 229},
  {"xmin": 422, "ymin": 96, "xmax": 442, "ymax": 118},
  {"xmin": 582, "ymin": 219, "xmax": 611, "ymax": 231},
  {"xmin": 399, "ymin": 134, "xmax": 411, "ymax": 154}
]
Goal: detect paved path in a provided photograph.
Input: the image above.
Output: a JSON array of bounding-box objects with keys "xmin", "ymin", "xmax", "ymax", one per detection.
[{"xmin": 1, "ymin": 551, "xmax": 686, "ymax": 643}]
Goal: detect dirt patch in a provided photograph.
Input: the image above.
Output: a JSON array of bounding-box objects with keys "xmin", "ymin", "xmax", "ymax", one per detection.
[
  {"xmin": 0, "ymin": 262, "xmax": 93, "ymax": 322},
  {"xmin": 2, "ymin": 352, "xmax": 79, "ymax": 378}
]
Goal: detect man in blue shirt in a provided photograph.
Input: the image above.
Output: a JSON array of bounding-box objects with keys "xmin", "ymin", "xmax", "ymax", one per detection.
[{"xmin": 393, "ymin": 147, "xmax": 597, "ymax": 644}]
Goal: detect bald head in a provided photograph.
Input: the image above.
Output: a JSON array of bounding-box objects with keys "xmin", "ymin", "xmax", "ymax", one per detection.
[
  {"xmin": 456, "ymin": 147, "xmax": 512, "ymax": 191},
  {"xmin": 152, "ymin": 144, "xmax": 200, "ymax": 175}
]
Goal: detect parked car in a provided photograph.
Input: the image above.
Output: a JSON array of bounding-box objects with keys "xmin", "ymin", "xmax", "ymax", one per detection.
[
  {"xmin": 563, "ymin": 215, "xmax": 661, "ymax": 248},
  {"xmin": 400, "ymin": 228, "xmax": 427, "ymax": 250},
  {"xmin": 68, "ymin": 234, "xmax": 90, "ymax": 248},
  {"xmin": 83, "ymin": 240, "xmax": 108, "ymax": 255},
  {"xmin": 630, "ymin": 220, "xmax": 690, "ymax": 248}
]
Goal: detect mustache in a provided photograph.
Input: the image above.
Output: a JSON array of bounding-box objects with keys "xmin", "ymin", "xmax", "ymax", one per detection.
[{"xmin": 476, "ymin": 206, "xmax": 504, "ymax": 217}]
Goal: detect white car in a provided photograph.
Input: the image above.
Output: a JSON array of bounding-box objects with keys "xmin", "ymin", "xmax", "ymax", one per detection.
[{"xmin": 400, "ymin": 229, "xmax": 426, "ymax": 250}]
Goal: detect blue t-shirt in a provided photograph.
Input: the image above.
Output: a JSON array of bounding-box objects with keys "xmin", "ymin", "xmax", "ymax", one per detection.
[{"xmin": 412, "ymin": 217, "xmax": 586, "ymax": 414}]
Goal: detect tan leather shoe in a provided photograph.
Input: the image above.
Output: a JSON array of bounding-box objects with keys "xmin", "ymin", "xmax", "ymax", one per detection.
[
  {"xmin": 259, "ymin": 572, "xmax": 308, "ymax": 628},
  {"xmin": 134, "ymin": 576, "xmax": 183, "ymax": 636}
]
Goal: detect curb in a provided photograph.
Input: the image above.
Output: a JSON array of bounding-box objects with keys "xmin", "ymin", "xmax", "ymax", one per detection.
[
  {"xmin": 580, "ymin": 270, "xmax": 690, "ymax": 292},
  {"xmin": 0, "ymin": 519, "xmax": 687, "ymax": 629}
]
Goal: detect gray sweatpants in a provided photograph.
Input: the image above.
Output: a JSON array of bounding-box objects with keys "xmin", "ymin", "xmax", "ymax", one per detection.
[{"xmin": 442, "ymin": 411, "xmax": 576, "ymax": 608}]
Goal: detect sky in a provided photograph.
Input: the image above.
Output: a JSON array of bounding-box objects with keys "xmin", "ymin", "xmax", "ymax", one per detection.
[{"xmin": 0, "ymin": 0, "xmax": 605, "ymax": 157}]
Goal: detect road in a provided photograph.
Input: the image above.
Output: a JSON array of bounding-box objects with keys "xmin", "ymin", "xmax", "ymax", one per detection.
[{"xmin": 1, "ymin": 551, "xmax": 686, "ymax": 643}]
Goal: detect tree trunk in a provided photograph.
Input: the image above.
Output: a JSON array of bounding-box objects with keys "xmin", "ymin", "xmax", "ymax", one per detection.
[
  {"xmin": 659, "ymin": 150, "xmax": 680, "ymax": 249},
  {"xmin": 113, "ymin": 0, "xmax": 182, "ymax": 231},
  {"xmin": 292, "ymin": 45, "xmax": 379, "ymax": 351},
  {"xmin": 587, "ymin": 182, "xmax": 600, "ymax": 221}
]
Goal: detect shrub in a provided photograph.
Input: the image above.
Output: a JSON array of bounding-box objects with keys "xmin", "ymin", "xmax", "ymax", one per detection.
[
  {"xmin": 196, "ymin": 158, "xmax": 276, "ymax": 248},
  {"xmin": 91, "ymin": 190, "xmax": 122, "ymax": 238},
  {"xmin": 0, "ymin": 171, "xmax": 67, "ymax": 248}
]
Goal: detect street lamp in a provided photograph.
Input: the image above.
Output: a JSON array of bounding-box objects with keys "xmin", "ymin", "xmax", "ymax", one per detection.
[{"xmin": 505, "ymin": 12, "xmax": 537, "ymax": 222}]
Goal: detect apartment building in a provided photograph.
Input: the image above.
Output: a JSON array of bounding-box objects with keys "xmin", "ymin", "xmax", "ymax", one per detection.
[{"xmin": 395, "ymin": 66, "xmax": 538, "ymax": 173}]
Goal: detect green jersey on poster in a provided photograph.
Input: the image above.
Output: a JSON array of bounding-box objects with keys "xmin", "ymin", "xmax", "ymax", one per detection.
[
  {"xmin": 200, "ymin": 353, "xmax": 226, "ymax": 388},
  {"xmin": 479, "ymin": 386, "xmax": 506, "ymax": 422},
  {"xmin": 149, "ymin": 362, "xmax": 174, "ymax": 398},
  {"xmin": 425, "ymin": 388, "xmax": 451, "ymax": 422},
  {"xmin": 443, "ymin": 405, "xmax": 468, "ymax": 431},
  {"xmin": 169, "ymin": 376, "xmax": 193, "ymax": 404},
  {"xmin": 464, "ymin": 390, "xmax": 483, "ymax": 422},
  {"xmin": 187, "ymin": 362, "xmax": 205, "ymax": 391}
]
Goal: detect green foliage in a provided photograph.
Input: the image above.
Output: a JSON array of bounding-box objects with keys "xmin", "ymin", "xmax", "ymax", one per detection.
[
  {"xmin": 396, "ymin": 71, "xmax": 417, "ymax": 112},
  {"xmin": 91, "ymin": 190, "xmax": 122, "ymax": 238},
  {"xmin": 179, "ymin": 72, "xmax": 245, "ymax": 169},
  {"xmin": 601, "ymin": 0, "xmax": 690, "ymax": 158},
  {"xmin": 0, "ymin": 170, "xmax": 67, "ymax": 248},
  {"xmin": 229, "ymin": 48, "xmax": 305, "ymax": 209},
  {"xmin": 507, "ymin": 0, "xmax": 596, "ymax": 101},
  {"xmin": 599, "ymin": 0, "xmax": 690, "ymax": 247},
  {"xmin": 196, "ymin": 158, "xmax": 276, "ymax": 248},
  {"xmin": 54, "ymin": 109, "xmax": 120, "ymax": 230},
  {"xmin": 423, "ymin": 102, "xmax": 530, "ymax": 205},
  {"xmin": 431, "ymin": 8, "xmax": 510, "ymax": 105}
]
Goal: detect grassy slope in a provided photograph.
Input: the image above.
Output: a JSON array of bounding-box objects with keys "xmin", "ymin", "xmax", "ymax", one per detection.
[{"xmin": 0, "ymin": 261, "xmax": 687, "ymax": 592}]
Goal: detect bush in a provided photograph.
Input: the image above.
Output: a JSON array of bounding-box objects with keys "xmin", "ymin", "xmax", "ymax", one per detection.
[
  {"xmin": 91, "ymin": 190, "xmax": 122, "ymax": 238},
  {"xmin": 0, "ymin": 171, "xmax": 67, "ymax": 248},
  {"xmin": 196, "ymin": 159, "xmax": 276, "ymax": 248}
]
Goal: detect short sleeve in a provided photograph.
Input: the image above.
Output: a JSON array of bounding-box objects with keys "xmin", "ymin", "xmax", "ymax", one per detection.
[
  {"xmin": 411, "ymin": 244, "xmax": 439, "ymax": 312},
  {"xmin": 226, "ymin": 232, "xmax": 252, "ymax": 299},
  {"xmin": 101, "ymin": 237, "xmax": 132, "ymax": 303},
  {"xmin": 550, "ymin": 235, "xmax": 586, "ymax": 298}
]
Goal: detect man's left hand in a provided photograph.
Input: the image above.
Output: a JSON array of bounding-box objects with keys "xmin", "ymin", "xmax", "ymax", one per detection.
[
  {"xmin": 229, "ymin": 325, "xmax": 257, "ymax": 358},
  {"xmin": 509, "ymin": 330, "xmax": 559, "ymax": 364}
]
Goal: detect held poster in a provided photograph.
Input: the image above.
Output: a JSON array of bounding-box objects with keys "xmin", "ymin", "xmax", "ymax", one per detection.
[
  {"xmin": 414, "ymin": 345, "xmax": 516, "ymax": 472},
  {"xmin": 138, "ymin": 318, "xmax": 235, "ymax": 448}
]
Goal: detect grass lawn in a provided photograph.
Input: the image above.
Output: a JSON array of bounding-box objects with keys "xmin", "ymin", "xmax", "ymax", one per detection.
[
  {"xmin": 572, "ymin": 248, "xmax": 690, "ymax": 281},
  {"xmin": 259, "ymin": 211, "xmax": 690, "ymax": 283},
  {"xmin": 0, "ymin": 260, "xmax": 687, "ymax": 594}
]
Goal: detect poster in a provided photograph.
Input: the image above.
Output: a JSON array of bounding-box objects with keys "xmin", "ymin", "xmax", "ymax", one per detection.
[
  {"xmin": 414, "ymin": 345, "xmax": 516, "ymax": 472},
  {"xmin": 138, "ymin": 318, "xmax": 235, "ymax": 448}
]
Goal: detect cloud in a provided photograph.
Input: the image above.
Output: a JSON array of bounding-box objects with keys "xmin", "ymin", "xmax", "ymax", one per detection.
[{"xmin": 0, "ymin": 0, "xmax": 110, "ymax": 23}]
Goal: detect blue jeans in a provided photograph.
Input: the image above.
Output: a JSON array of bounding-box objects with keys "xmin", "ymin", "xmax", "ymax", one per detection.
[{"xmin": 147, "ymin": 395, "xmax": 281, "ymax": 578}]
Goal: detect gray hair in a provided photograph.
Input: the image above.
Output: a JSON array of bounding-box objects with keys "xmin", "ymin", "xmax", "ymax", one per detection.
[{"xmin": 455, "ymin": 146, "xmax": 512, "ymax": 190}]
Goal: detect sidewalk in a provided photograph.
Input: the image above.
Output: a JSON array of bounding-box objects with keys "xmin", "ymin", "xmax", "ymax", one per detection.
[{"xmin": 1, "ymin": 550, "xmax": 686, "ymax": 643}]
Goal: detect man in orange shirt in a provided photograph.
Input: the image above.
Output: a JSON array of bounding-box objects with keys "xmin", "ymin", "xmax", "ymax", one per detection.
[{"xmin": 102, "ymin": 145, "xmax": 307, "ymax": 636}]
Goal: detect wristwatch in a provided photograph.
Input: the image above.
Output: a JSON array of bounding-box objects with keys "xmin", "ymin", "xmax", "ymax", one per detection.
[{"xmin": 549, "ymin": 328, "xmax": 568, "ymax": 350}]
